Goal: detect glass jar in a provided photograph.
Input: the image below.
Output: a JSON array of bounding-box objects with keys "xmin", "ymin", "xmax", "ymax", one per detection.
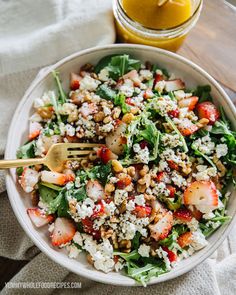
[{"xmin": 113, "ymin": 0, "xmax": 203, "ymax": 52}]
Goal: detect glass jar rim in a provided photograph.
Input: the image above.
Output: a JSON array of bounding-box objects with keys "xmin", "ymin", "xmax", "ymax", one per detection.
[{"xmin": 115, "ymin": 0, "xmax": 203, "ymax": 38}]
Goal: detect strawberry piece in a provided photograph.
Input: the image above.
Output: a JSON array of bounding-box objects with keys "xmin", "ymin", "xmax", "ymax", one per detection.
[
  {"xmin": 173, "ymin": 207, "xmax": 192, "ymax": 222},
  {"xmin": 166, "ymin": 185, "xmax": 176, "ymax": 198},
  {"xmin": 143, "ymin": 89, "xmax": 154, "ymax": 100},
  {"xmin": 51, "ymin": 217, "xmax": 76, "ymax": 246},
  {"xmin": 80, "ymin": 102, "xmax": 98, "ymax": 118},
  {"xmin": 81, "ymin": 217, "xmax": 101, "ymax": 240},
  {"xmin": 190, "ymin": 206, "xmax": 203, "ymax": 221},
  {"xmin": 139, "ymin": 140, "xmax": 149, "ymax": 149},
  {"xmin": 168, "ymin": 109, "xmax": 180, "ymax": 118},
  {"xmin": 196, "ymin": 101, "xmax": 220, "ymax": 125},
  {"xmin": 20, "ymin": 168, "xmax": 40, "ymax": 193},
  {"xmin": 153, "ymin": 73, "xmax": 164, "ymax": 87},
  {"xmin": 65, "ymin": 135, "xmax": 79, "ymax": 143},
  {"xmin": 162, "ymin": 246, "xmax": 177, "ymax": 262},
  {"xmin": 156, "ymin": 171, "xmax": 165, "ymax": 182},
  {"xmin": 183, "ymin": 181, "xmax": 218, "ymax": 208},
  {"xmin": 97, "ymin": 146, "xmax": 118, "ymax": 164},
  {"xmin": 178, "ymin": 120, "xmax": 198, "ymax": 136},
  {"xmin": 41, "ymin": 171, "xmax": 74, "ymax": 186},
  {"xmin": 86, "ymin": 180, "xmax": 105, "ymax": 201},
  {"xmin": 167, "ymin": 160, "xmax": 179, "ymax": 171},
  {"xmin": 70, "ymin": 72, "xmax": 81, "ymax": 90},
  {"xmin": 177, "ymin": 231, "xmax": 193, "ymax": 248},
  {"xmin": 29, "ymin": 121, "xmax": 41, "ymax": 140},
  {"xmin": 92, "ymin": 201, "xmax": 105, "ymax": 218},
  {"xmin": 165, "ymin": 79, "xmax": 185, "ymax": 92},
  {"xmin": 126, "ymin": 97, "xmax": 135, "ymax": 106},
  {"xmin": 178, "ymin": 96, "xmax": 199, "ymax": 111},
  {"xmin": 133, "ymin": 205, "xmax": 152, "ymax": 218},
  {"xmin": 27, "ymin": 208, "xmax": 54, "ymax": 228},
  {"xmin": 149, "ymin": 211, "xmax": 173, "ymax": 241},
  {"xmin": 117, "ymin": 174, "xmax": 132, "ymax": 189}
]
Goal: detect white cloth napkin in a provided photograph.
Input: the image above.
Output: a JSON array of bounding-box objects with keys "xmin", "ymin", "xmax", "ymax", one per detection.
[{"xmin": 0, "ymin": 1, "xmax": 236, "ymax": 294}]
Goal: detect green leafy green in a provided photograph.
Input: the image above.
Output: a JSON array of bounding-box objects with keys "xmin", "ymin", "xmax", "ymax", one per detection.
[
  {"xmin": 96, "ymin": 84, "xmax": 116, "ymax": 100},
  {"xmin": 57, "ymin": 192, "xmax": 70, "ymax": 218},
  {"xmin": 165, "ymin": 195, "xmax": 182, "ymax": 211},
  {"xmin": 107, "ymin": 55, "xmax": 141, "ymax": 80},
  {"xmin": 40, "ymin": 182, "xmax": 63, "ymax": 191},
  {"xmin": 16, "ymin": 167, "xmax": 24, "ymax": 176},
  {"xmin": 72, "ymin": 186, "xmax": 87, "ymax": 202},
  {"xmin": 132, "ymin": 232, "xmax": 142, "ymax": 250},
  {"xmin": 87, "ymin": 163, "xmax": 112, "ymax": 186},
  {"xmin": 94, "ymin": 55, "xmax": 115, "ymax": 74},
  {"xmin": 114, "ymin": 94, "xmax": 130, "ymax": 114},
  {"xmin": 193, "ymin": 85, "xmax": 212, "ymax": 103},
  {"xmin": 52, "ymin": 70, "xmax": 67, "ymax": 104},
  {"xmin": 17, "ymin": 141, "xmax": 36, "ymax": 159}
]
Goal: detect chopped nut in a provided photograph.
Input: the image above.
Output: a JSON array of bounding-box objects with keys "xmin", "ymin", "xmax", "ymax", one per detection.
[
  {"xmin": 103, "ymin": 116, "xmax": 112, "ymax": 124},
  {"xmin": 112, "ymin": 107, "xmax": 121, "ymax": 119},
  {"xmin": 122, "ymin": 113, "xmax": 135, "ymax": 124},
  {"xmin": 127, "ymin": 166, "xmax": 135, "ymax": 177},
  {"xmin": 87, "ymin": 254, "xmax": 94, "ymax": 265},
  {"xmin": 105, "ymin": 183, "xmax": 115, "ymax": 193},
  {"xmin": 196, "ymin": 118, "xmax": 209, "ymax": 128},
  {"xmin": 118, "ymin": 201, "xmax": 126, "ymax": 214},
  {"xmin": 69, "ymin": 199, "xmax": 77, "ymax": 214},
  {"xmin": 94, "ymin": 111, "xmax": 105, "ymax": 122},
  {"xmin": 37, "ymin": 106, "xmax": 54, "ymax": 119},
  {"xmin": 111, "ymin": 160, "xmax": 123, "ymax": 173},
  {"xmin": 130, "ymin": 107, "xmax": 139, "ymax": 115},
  {"xmin": 80, "ymin": 63, "xmax": 94, "ymax": 72},
  {"xmin": 119, "ymin": 239, "xmax": 131, "ymax": 249},
  {"xmin": 139, "ymin": 165, "xmax": 149, "ymax": 177},
  {"xmin": 112, "ymin": 232, "xmax": 119, "ymax": 249},
  {"xmin": 137, "ymin": 183, "xmax": 146, "ymax": 193}
]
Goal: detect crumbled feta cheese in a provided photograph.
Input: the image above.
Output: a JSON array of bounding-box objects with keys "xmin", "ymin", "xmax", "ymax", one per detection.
[
  {"xmin": 73, "ymin": 232, "xmax": 83, "ymax": 246},
  {"xmin": 67, "ymin": 244, "xmax": 81, "ymax": 258},
  {"xmin": 216, "ymin": 144, "xmax": 228, "ymax": 158},
  {"xmin": 154, "ymin": 81, "xmax": 166, "ymax": 93},
  {"xmin": 119, "ymin": 79, "xmax": 134, "ymax": 97},
  {"xmin": 126, "ymin": 200, "xmax": 135, "ymax": 211},
  {"xmin": 161, "ymin": 133, "xmax": 183, "ymax": 148},
  {"xmin": 134, "ymin": 194, "xmax": 146, "ymax": 206},
  {"xmin": 30, "ymin": 113, "xmax": 43, "ymax": 122},
  {"xmin": 133, "ymin": 144, "xmax": 150, "ymax": 164},
  {"xmin": 80, "ymin": 75, "xmax": 101, "ymax": 91},
  {"xmin": 34, "ymin": 136, "xmax": 45, "ymax": 157},
  {"xmin": 192, "ymin": 135, "xmax": 215, "ymax": 155},
  {"xmin": 114, "ymin": 190, "xmax": 128, "ymax": 206},
  {"xmin": 76, "ymin": 198, "xmax": 95, "ymax": 219},
  {"xmin": 156, "ymin": 247, "xmax": 171, "ymax": 270},
  {"xmin": 138, "ymin": 244, "xmax": 150, "ymax": 257},
  {"xmin": 139, "ymin": 69, "xmax": 153, "ymax": 81},
  {"xmin": 193, "ymin": 166, "xmax": 217, "ymax": 181},
  {"xmin": 65, "ymin": 124, "xmax": 75, "ymax": 137},
  {"xmin": 171, "ymin": 171, "xmax": 187, "ymax": 187},
  {"xmin": 191, "ymin": 231, "xmax": 208, "ymax": 250},
  {"xmin": 98, "ymin": 68, "xmax": 109, "ymax": 82}
]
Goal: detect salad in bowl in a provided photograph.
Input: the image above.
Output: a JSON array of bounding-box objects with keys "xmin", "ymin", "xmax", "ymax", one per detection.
[{"xmin": 16, "ymin": 54, "xmax": 236, "ymax": 286}]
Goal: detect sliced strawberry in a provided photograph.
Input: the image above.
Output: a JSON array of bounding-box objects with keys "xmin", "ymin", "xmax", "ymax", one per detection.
[
  {"xmin": 92, "ymin": 201, "xmax": 105, "ymax": 218},
  {"xmin": 166, "ymin": 185, "xmax": 176, "ymax": 198},
  {"xmin": 126, "ymin": 97, "xmax": 135, "ymax": 106},
  {"xmin": 81, "ymin": 217, "xmax": 101, "ymax": 240},
  {"xmin": 41, "ymin": 171, "xmax": 74, "ymax": 186},
  {"xmin": 167, "ymin": 160, "xmax": 179, "ymax": 171},
  {"xmin": 143, "ymin": 88, "xmax": 154, "ymax": 99},
  {"xmin": 86, "ymin": 180, "xmax": 105, "ymax": 201},
  {"xmin": 190, "ymin": 206, "xmax": 203, "ymax": 221},
  {"xmin": 177, "ymin": 231, "xmax": 193, "ymax": 248},
  {"xmin": 153, "ymin": 73, "xmax": 164, "ymax": 87},
  {"xmin": 97, "ymin": 146, "xmax": 118, "ymax": 164},
  {"xmin": 51, "ymin": 217, "xmax": 76, "ymax": 246},
  {"xmin": 20, "ymin": 168, "xmax": 40, "ymax": 193},
  {"xmin": 165, "ymin": 79, "xmax": 185, "ymax": 92},
  {"xmin": 162, "ymin": 246, "xmax": 177, "ymax": 262},
  {"xmin": 27, "ymin": 208, "xmax": 54, "ymax": 228},
  {"xmin": 156, "ymin": 171, "xmax": 165, "ymax": 182},
  {"xmin": 116, "ymin": 174, "xmax": 132, "ymax": 189},
  {"xmin": 196, "ymin": 101, "xmax": 220, "ymax": 125},
  {"xmin": 183, "ymin": 180, "xmax": 218, "ymax": 208},
  {"xmin": 133, "ymin": 205, "xmax": 152, "ymax": 218},
  {"xmin": 149, "ymin": 211, "xmax": 173, "ymax": 241},
  {"xmin": 65, "ymin": 135, "xmax": 79, "ymax": 143},
  {"xmin": 178, "ymin": 120, "xmax": 198, "ymax": 136},
  {"xmin": 173, "ymin": 207, "xmax": 192, "ymax": 222},
  {"xmin": 70, "ymin": 72, "xmax": 81, "ymax": 90},
  {"xmin": 178, "ymin": 96, "xmax": 199, "ymax": 111},
  {"xmin": 29, "ymin": 121, "xmax": 41, "ymax": 140},
  {"xmin": 168, "ymin": 109, "xmax": 180, "ymax": 118}
]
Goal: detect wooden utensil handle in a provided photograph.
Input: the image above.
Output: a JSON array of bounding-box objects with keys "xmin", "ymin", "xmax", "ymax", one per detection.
[{"xmin": 0, "ymin": 158, "xmax": 44, "ymax": 169}]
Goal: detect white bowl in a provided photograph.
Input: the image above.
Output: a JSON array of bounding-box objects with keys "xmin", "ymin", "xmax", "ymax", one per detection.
[{"xmin": 5, "ymin": 44, "xmax": 236, "ymax": 286}]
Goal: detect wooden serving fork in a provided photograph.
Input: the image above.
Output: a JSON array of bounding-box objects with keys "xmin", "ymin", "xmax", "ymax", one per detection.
[{"xmin": 0, "ymin": 143, "xmax": 101, "ymax": 172}]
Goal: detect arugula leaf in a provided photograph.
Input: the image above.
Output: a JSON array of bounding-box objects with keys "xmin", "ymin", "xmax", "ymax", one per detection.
[
  {"xmin": 72, "ymin": 186, "xmax": 87, "ymax": 202},
  {"xmin": 165, "ymin": 195, "xmax": 182, "ymax": 211},
  {"xmin": 193, "ymin": 85, "xmax": 212, "ymax": 103},
  {"xmin": 165, "ymin": 116, "xmax": 188, "ymax": 152},
  {"xmin": 114, "ymin": 250, "xmax": 140, "ymax": 262},
  {"xmin": 16, "ymin": 167, "xmax": 24, "ymax": 176},
  {"xmin": 191, "ymin": 143, "xmax": 216, "ymax": 168},
  {"xmin": 94, "ymin": 55, "xmax": 114, "ymax": 74},
  {"xmin": 38, "ymin": 183, "xmax": 58, "ymax": 204},
  {"xmin": 87, "ymin": 163, "xmax": 112, "ymax": 186},
  {"xmin": 132, "ymin": 232, "xmax": 141, "ymax": 250},
  {"xmin": 52, "ymin": 70, "xmax": 67, "ymax": 104},
  {"xmin": 17, "ymin": 141, "xmax": 36, "ymax": 159},
  {"xmin": 96, "ymin": 84, "xmax": 116, "ymax": 100},
  {"xmin": 114, "ymin": 94, "xmax": 130, "ymax": 114},
  {"xmin": 57, "ymin": 192, "xmax": 70, "ymax": 218},
  {"xmin": 40, "ymin": 182, "xmax": 63, "ymax": 191}
]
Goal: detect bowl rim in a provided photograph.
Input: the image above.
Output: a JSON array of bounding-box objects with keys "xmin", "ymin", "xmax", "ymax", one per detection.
[{"xmin": 5, "ymin": 43, "xmax": 236, "ymax": 286}]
